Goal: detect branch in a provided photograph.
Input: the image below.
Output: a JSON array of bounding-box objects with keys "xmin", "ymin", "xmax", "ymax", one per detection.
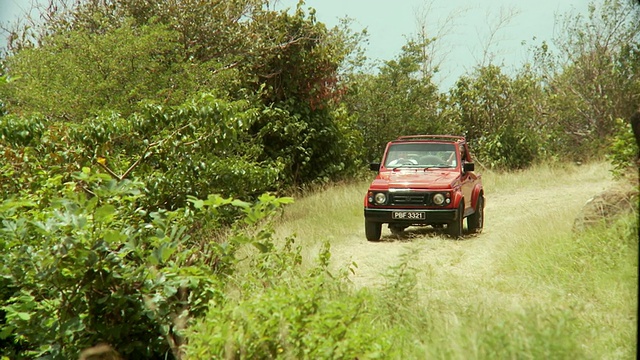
[
  {"xmin": 93, "ymin": 122, "xmax": 198, "ymax": 181},
  {"xmin": 96, "ymin": 160, "xmax": 122, "ymax": 181},
  {"xmin": 210, "ymin": 61, "xmax": 240, "ymax": 76}
]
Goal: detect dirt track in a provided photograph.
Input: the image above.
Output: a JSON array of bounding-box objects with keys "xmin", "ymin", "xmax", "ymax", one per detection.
[{"xmin": 327, "ymin": 165, "xmax": 617, "ymax": 289}]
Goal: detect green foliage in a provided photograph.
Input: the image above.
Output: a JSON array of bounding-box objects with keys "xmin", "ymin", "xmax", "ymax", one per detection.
[
  {"xmin": 343, "ymin": 40, "xmax": 450, "ymax": 161},
  {"xmin": 1, "ymin": 171, "xmax": 167, "ymax": 358},
  {"xmin": 0, "ymin": 167, "xmax": 294, "ymax": 359},
  {"xmin": 0, "ymin": 113, "xmax": 86, "ymax": 199},
  {"xmin": 533, "ymin": 0, "xmax": 640, "ymax": 160},
  {"xmin": 3, "ymin": 20, "xmax": 188, "ymax": 120},
  {"xmin": 185, "ymin": 242, "xmax": 393, "ymax": 359},
  {"xmin": 1, "ymin": 0, "xmax": 362, "ymax": 188},
  {"xmin": 241, "ymin": 6, "xmax": 362, "ymax": 185},
  {"xmin": 448, "ymin": 65, "xmax": 543, "ymax": 169},
  {"xmin": 247, "ymin": 7, "xmax": 341, "ymax": 107},
  {"xmin": 108, "ymin": 94, "xmax": 276, "ymax": 207},
  {"xmin": 0, "ymin": 93, "xmax": 285, "ymax": 210},
  {"xmin": 252, "ymin": 104, "xmax": 363, "ymax": 185},
  {"xmin": 0, "ymin": 113, "xmax": 46, "ymax": 147},
  {"xmin": 0, "ymin": 74, "xmax": 8, "ymax": 116},
  {"xmin": 477, "ymin": 127, "xmax": 540, "ymax": 169},
  {"xmin": 608, "ymin": 117, "xmax": 640, "ymax": 177},
  {"xmin": 2, "ymin": 1, "xmax": 639, "ymax": 356}
]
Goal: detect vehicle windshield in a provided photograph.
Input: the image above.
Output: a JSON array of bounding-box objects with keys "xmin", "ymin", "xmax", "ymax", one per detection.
[{"xmin": 384, "ymin": 143, "xmax": 457, "ymax": 168}]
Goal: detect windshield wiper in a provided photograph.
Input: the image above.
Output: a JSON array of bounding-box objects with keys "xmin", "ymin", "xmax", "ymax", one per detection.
[{"xmin": 423, "ymin": 165, "xmax": 451, "ymax": 171}]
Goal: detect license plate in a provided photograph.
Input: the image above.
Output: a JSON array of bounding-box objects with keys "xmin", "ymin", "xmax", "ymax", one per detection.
[{"xmin": 392, "ymin": 211, "xmax": 425, "ymax": 220}]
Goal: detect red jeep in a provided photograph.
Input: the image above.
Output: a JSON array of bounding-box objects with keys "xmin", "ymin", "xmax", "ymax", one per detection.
[{"xmin": 364, "ymin": 135, "xmax": 484, "ymax": 241}]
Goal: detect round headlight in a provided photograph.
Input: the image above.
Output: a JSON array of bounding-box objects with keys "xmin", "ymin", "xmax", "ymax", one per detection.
[
  {"xmin": 374, "ymin": 193, "xmax": 387, "ymax": 205},
  {"xmin": 433, "ymin": 193, "xmax": 445, "ymax": 205}
]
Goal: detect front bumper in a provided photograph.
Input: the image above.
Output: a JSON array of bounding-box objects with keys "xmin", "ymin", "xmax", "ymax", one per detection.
[{"xmin": 364, "ymin": 207, "xmax": 458, "ymax": 225}]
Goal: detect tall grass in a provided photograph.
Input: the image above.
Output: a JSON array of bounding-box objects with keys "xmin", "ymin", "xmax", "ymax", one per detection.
[
  {"xmin": 479, "ymin": 161, "xmax": 613, "ymax": 194},
  {"xmin": 277, "ymin": 181, "xmax": 366, "ymax": 237},
  {"xmin": 494, "ymin": 213, "xmax": 638, "ymax": 358},
  {"xmin": 400, "ymin": 212, "xmax": 638, "ymax": 359},
  {"xmin": 274, "ymin": 180, "xmax": 369, "ymax": 266}
]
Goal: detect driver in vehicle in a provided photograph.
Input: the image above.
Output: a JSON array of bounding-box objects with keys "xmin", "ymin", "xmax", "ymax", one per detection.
[
  {"xmin": 445, "ymin": 151, "xmax": 457, "ymax": 166},
  {"xmin": 386, "ymin": 151, "xmax": 418, "ymax": 167}
]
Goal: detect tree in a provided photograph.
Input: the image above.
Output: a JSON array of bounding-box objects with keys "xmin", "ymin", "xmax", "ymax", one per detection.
[
  {"xmin": 0, "ymin": 0, "xmax": 365, "ymax": 192},
  {"xmin": 448, "ymin": 65, "xmax": 544, "ymax": 169},
  {"xmin": 533, "ymin": 0, "xmax": 640, "ymax": 159},
  {"xmin": 343, "ymin": 39, "xmax": 449, "ymax": 161},
  {"xmin": 2, "ymin": 21, "xmax": 188, "ymax": 120}
]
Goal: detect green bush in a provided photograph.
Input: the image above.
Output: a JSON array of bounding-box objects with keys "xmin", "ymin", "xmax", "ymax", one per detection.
[
  {"xmin": 608, "ymin": 117, "xmax": 640, "ymax": 178},
  {"xmin": 0, "ymin": 94, "xmax": 286, "ymax": 209},
  {"xmin": 1, "ymin": 0, "xmax": 365, "ymax": 188},
  {"xmin": 186, "ymin": 242, "xmax": 393, "ymax": 359},
  {"xmin": 449, "ymin": 65, "xmax": 545, "ymax": 169},
  {"xmin": 341, "ymin": 40, "xmax": 448, "ymax": 162},
  {"xmin": 0, "ymin": 167, "xmax": 294, "ymax": 359},
  {"xmin": 0, "ymin": 114, "xmax": 86, "ymax": 199},
  {"xmin": 475, "ymin": 126, "xmax": 540, "ymax": 169},
  {"xmin": 0, "ymin": 88, "xmax": 364, "ymax": 210},
  {"xmin": 2, "ymin": 20, "xmax": 188, "ymax": 121}
]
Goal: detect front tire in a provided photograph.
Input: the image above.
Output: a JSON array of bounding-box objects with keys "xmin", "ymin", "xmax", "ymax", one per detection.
[
  {"xmin": 468, "ymin": 196, "xmax": 484, "ymax": 233},
  {"xmin": 365, "ymin": 220, "xmax": 382, "ymax": 241},
  {"xmin": 447, "ymin": 203, "xmax": 464, "ymax": 238}
]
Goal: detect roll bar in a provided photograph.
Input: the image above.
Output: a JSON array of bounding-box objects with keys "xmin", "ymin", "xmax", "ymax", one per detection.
[{"xmin": 394, "ymin": 135, "xmax": 466, "ymax": 142}]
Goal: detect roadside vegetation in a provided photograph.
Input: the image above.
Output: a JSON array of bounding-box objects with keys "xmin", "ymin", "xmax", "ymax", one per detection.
[
  {"xmin": 0, "ymin": 0, "xmax": 638, "ymax": 359},
  {"xmin": 269, "ymin": 162, "xmax": 637, "ymax": 359}
]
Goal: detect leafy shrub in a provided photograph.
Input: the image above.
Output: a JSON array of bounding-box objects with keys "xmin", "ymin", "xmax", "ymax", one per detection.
[
  {"xmin": 2, "ymin": 20, "xmax": 188, "ymax": 121},
  {"xmin": 608, "ymin": 117, "xmax": 639, "ymax": 178},
  {"xmin": 1, "ymin": 88, "xmax": 364, "ymax": 212},
  {"xmin": 449, "ymin": 65, "xmax": 544, "ymax": 169},
  {"xmin": 0, "ymin": 114, "xmax": 86, "ymax": 198},
  {"xmin": 475, "ymin": 126, "xmax": 540, "ymax": 169},
  {"xmin": 537, "ymin": 0, "xmax": 640, "ymax": 161},
  {"xmin": 0, "ymin": 94, "xmax": 286, "ymax": 209},
  {"xmin": 186, "ymin": 242, "xmax": 393, "ymax": 359},
  {"xmin": 1, "ymin": 0, "xmax": 364, "ymax": 189},
  {"xmin": 342, "ymin": 40, "xmax": 448, "ymax": 162},
  {"xmin": 0, "ymin": 167, "xmax": 293, "ymax": 359}
]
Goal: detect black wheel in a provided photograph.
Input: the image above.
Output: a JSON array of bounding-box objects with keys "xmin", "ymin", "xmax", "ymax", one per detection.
[
  {"xmin": 389, "ymin": 224, "xmax": 406, "ymax": 235},
  {"xmin": 365, "ymin": 220, "xmax": 382, "ymax": 241},
  {"xmin": 447, "ymin": 203, "xmax": 464, "ymax": 238},
  {"xmin": 468, "ymin": 196, "xmax": 484, "ymax": 233}
]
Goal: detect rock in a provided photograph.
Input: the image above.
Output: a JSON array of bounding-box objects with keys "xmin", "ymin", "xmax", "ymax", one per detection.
[{"xmin": 573, "ymin": 180, "xmax": 639, "ymax": 233}]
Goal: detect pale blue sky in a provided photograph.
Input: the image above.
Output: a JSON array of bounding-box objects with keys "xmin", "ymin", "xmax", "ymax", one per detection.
[
  {"xmin": 1, "ymin": 0, "xmax": 595, "ymax": 88},
  {"xmin": 274, "ymin": 0, "xmax": 595, "ymax": 88},
  {"xmin": 0, "ymin": 0, "xmax": 32, "ymax": 27}
]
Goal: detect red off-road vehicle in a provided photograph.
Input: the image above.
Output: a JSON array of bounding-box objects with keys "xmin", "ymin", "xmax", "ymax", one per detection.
[{"xmin": 364, "ymin": 135, "xmax": 484, "ymax": 241}]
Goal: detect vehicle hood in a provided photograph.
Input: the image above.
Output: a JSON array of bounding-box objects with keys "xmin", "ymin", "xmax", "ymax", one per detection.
[{"xmin": 371, "ymin": 169, "xmax": 459, "ymax": 190}]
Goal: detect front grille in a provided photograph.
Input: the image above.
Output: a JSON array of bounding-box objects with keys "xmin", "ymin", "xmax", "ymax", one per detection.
[{"xmin": 391, "ymin": 193, "xmax": 428, "ymax": 205}]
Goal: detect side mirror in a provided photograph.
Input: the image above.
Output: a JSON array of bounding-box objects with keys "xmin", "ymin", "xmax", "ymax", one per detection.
[
  {"xmin": 463, "ymin": 162, "xmax": 475, "ymax": 172},
  {"xmin": 369, "ymin": 162, "xmax": 381, "ymax": 171}
]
